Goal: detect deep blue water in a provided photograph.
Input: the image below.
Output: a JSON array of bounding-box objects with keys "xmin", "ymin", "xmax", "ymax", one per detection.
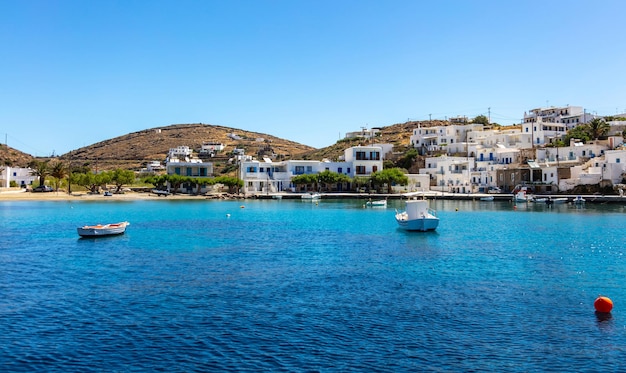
[{"xmin": 1, "ymin": 198, "xmax": 626, "ymax": 372}]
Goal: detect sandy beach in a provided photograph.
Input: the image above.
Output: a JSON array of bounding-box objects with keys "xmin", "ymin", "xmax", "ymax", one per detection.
[{"xmin": 0, "ymin": 188, "xmax": 212, "ymax": 201}]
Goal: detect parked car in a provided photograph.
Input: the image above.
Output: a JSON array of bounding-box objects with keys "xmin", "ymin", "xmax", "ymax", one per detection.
[
  {"xmin": 32, "ymin": 185, "xmax": 53, "ymax": 192},
  {"xmin": 487, "ymin": 187, "xmax": 502, "ymax": 194}
]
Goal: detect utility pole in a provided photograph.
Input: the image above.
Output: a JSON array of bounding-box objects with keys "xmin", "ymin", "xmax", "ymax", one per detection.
[{"xmin": 488, "ymin": 107, "xmax": 491, "ymax": 124}]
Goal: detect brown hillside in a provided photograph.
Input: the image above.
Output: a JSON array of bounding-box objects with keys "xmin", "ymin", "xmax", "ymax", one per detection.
[
  {"xmin": 58, "ymin": 123, "xmax": 315, "ymax": 171},
  {"xmin": 299, "ymin": 120, "xmax": 447, "ymax": 160},
  {"xmin": 0, "ymin": 144, "xmax": 34, "ymax": 167}
]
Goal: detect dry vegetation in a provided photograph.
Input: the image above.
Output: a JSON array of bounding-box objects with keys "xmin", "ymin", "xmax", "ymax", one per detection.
[{"xmin": 3, "ymin": 120, "xmax": 449, "ymax": 172}]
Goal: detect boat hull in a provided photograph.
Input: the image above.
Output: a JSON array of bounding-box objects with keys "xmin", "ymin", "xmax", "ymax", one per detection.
[
  {"xmin": 77, "ymin": 222, "xmax": 129, "ymax": 237},
  {"xmin": 395, "ymin": 215, "xmax": 439, "ymax": 231},
  {"xmin": 395, "ymin": 199, "xmax": 439, "ymax": 231}
]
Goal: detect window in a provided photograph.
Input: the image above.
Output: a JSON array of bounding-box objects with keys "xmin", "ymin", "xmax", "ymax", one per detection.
[
  {"xmin": 617, "ymin": 158, "xmax": 621, "ymax": 163},
  {"xmin": 246, "ymin": 166, "xmax": 257, "ymax": 172},
  {"xmin": 338, "ymin": 167, "xmax": 342, "ymax": 173},
  {"xmin": 200, "ymin": 168, "xmax": 207, "ymax": 177},
  {"xmin": 175, "ymin": 167, "xmax": 181, "ymax": 175},
  {"xmin": 306, "ymin": 166, "xmax": 313, "ymax": 173},
  {"xmin": 356, "ymin": 166, "xmax": 366, "ymax": 174},
  {"xmin": 373, "ymin": 166, "xmax": 378, "ymax": 173},
  {"xmin": 356, "ymin": 151, "xmax": 366, "ymax": 160},
  {"xmin": 347, "ymin": 168, "xmax": 351, "ymax": 174},
  {"xmin": 260, "ymin": 167, "xmax": 264, "ymax": 172},
  {"xmin": 295, "ymin": 166, "xmax": 304, "ymax": 174}
]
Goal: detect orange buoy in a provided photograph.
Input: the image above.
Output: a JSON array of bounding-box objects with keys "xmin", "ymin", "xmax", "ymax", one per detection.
[{"xmin": 594, "ymin": 296, "xmax": 613, "ymax": 313}]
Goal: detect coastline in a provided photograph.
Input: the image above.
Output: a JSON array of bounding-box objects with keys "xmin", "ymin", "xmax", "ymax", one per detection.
[
  {"xmin": 0, "ymin": 188, "xmax": 209, "ymax": 201},
  {"xmin": 2, "ymin": 187, "xmax": 626, "ymax": 204}
]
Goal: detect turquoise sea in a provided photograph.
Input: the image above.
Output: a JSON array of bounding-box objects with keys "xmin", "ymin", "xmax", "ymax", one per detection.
[{"xmin": 1, "ymin": 198, "xmax": 626, "ymax": 372}]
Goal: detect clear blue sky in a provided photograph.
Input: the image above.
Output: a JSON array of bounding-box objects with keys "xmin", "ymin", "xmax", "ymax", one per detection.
[{"xmin": 2, "ymin": 0, "xmax": 625, "ymax": 156}]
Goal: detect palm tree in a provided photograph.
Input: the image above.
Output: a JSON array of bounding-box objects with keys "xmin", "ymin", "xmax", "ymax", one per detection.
[
  {"xmin": 29, "ymin": 160, "xmax": 50, "ymax": 187},
  {"xmin": 50, "ymin": 161, "xmax": 68, "ymax": 192},
  {"xmin": 586, "ymin": 118, "xmax": 610, "ymax": 140}
]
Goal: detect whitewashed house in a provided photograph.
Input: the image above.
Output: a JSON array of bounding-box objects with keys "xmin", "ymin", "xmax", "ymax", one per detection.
[
  {"xmin": 146, "ymin": 161, "xmax": 165, "ymax": 172},
  {"xmin": 0, "ymin": 166, "xmax": 36, "ymax": 188},
  {"xmin": 165, "ymin": 146, "xmax": 213, "ymax": 193},
  {"xmin": 420, "ymin": 156, "xmax": 476, "ymax": 193},
  {"xmin": 522, "ymin": 105, "xmax": 594, "ymax": 146},
  {"xmin": 239, "ymin": 145, "xmax": 388, "ymax": 194},
  {"xmin": 343, "ymin": 145, "xmax": 386, "ymax": 177},
  {"xmin": 199, "ymin": 142, "xmax": 225, "ymax": 156},
  {"xmin": 345, "ymin": 127, "xmax": 381, "ymax": 140},
  {"xmin": 410, "ymin": 123, "xmax": 479, "ymax": 155}
]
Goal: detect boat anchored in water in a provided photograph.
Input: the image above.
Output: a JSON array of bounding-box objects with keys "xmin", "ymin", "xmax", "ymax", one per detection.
[
  {"xmin": 395, "ymin": 195, "xmax": 439, "ymax": 232},
  {"xmin": 365, "ymin": 199, "xmax": 387, "ymax": 208},
  {"xmin": 77, "ymin": 221, "xmax": 130, "ymax": 237},
  {"xmin": 301, "ymin": 192, "xmax": 321, "ymax": 201}
]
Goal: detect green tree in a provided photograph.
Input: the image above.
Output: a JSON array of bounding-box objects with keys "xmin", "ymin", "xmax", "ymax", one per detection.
[
  {"xmin": 565, "ymin": 125, "xmax": 591, "ymax": 144},
  {"xmin": 586, "ymin": 118, "xmax": 610, "ymax": 140},
  {"xmin": 29, "ymin": 160, "xmax": 50, "ymax": 187},
  {"xmin": 167, "ymin": 174, "xmax": 186, "ymax": 194},
  {"xmin": 317, "ymin": 170, "xmax": 351, "ymax": 192},
  {"xmin": 471, "ymin": 115, "xmax": 489, "ymax": 125},
  {"xmin": 370, "ymin": 168, "xmax": 408, "ymax": 193},
  {"xmin": 215, "ymin": 176, "xmax": 243, "ymax": 194},
  {"xmin": 49, "ymin": 160, "xmax": 68, "ymax": 192},
  {"xmin": 396, "ymin": 148, "xmax": 418, "ymax": 170},
  {"xmin": 291, "ymin": 174, "xmax": 318, "ymax": 192},
  {"xmin": 111, "ymin": 169, "xmax": 135, "ymax": 193},
  {"xmin": 353, "ymin": 176, "xmax": 370, "ymax": 192},
  {"xmin": 193, "ymin": 177, "xmax": 216, "ymax": 195},
  {"xmin": 143, "ymin": 174, "xmax": 168, "ymax": 189}
]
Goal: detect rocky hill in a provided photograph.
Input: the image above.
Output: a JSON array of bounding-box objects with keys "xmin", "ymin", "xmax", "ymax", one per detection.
[
  {"xmin": 59, "ymin": 123, "xmax": 316, "ymax": 172},
  {"xmin": 299, "ymin": 120, "xmax": 449, "ymax": 161},
  {"xmin": 0, "ymin": 144, "xmax": 34, "ymax": 168},
  {"xmin": 5, "ymin": 120, "xmax": 453, "ymax": 173}
]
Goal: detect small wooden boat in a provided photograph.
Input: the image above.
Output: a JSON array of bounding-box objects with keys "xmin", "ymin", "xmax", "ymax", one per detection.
[
  {"xmin": 77, "ymin": 221, "xmax": 130, "ymax": 237},
  {"xmin": 479, "ymin": 196, "xmax": 494, "ymax": 201}
]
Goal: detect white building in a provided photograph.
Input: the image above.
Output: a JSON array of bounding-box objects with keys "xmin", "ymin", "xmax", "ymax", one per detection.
[
  {"xmin": 0, "ymin": 166, "xmax": 37, "ymax": 188},
  {"xmin": 199, "ymin": 142, "xmax": 225, "ymax": 155},
  {"xmin": 345, "ymin": 127, "xmax": 381, "ymax": 140},
  {"xmin": 522, "ymin": 105, "xmax": 594, "ymax": 146},
  {"xmin": 146, "ymin": 161, "xmax": 165, "ymax": 172},
  {"xmin": 419, "ymin": 156, "xmax": 476, "ymax": 193},
  {"xmin": 240, "ymin": 145, "xmax": 387, "ymax": 194},
  {"xmin": 410, "ymin": 123, "xmax": 480, "ymax": 154},
  {"xmin": 164, "ymin": 146, "xmax": 214, "ymax": 192}
]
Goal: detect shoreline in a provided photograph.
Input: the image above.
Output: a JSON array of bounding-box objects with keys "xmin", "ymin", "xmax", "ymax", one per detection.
[{"xmin": 2, "ymin": 188, "xmax": 626, "ymax": 204}]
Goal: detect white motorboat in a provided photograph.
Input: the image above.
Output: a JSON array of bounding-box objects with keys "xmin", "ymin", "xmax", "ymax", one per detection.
[
  {"xmin": 301, "ymin": 192, "xmax": 321, "ymax": 200},
  {"xmin": 365, "ymin": 199, "xmax": 387, "ymax": 207},
  {"xmin": 479, "ymin": 196, "xmax": 494, "ymax": 201},
  {"xmin": 77, "ymin": 221, "xmax": 130, "ymax": 237},
  {"xmin": 395, "ymin": 198, "xmax": 439, "ymax": 232},
  {"xmin": 513, "ymin": 190, "xmax": 533, "ymax": 202},
  {"xmin": 573, "ymin": 195, "xmax": 586, "ymax": 204}
]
